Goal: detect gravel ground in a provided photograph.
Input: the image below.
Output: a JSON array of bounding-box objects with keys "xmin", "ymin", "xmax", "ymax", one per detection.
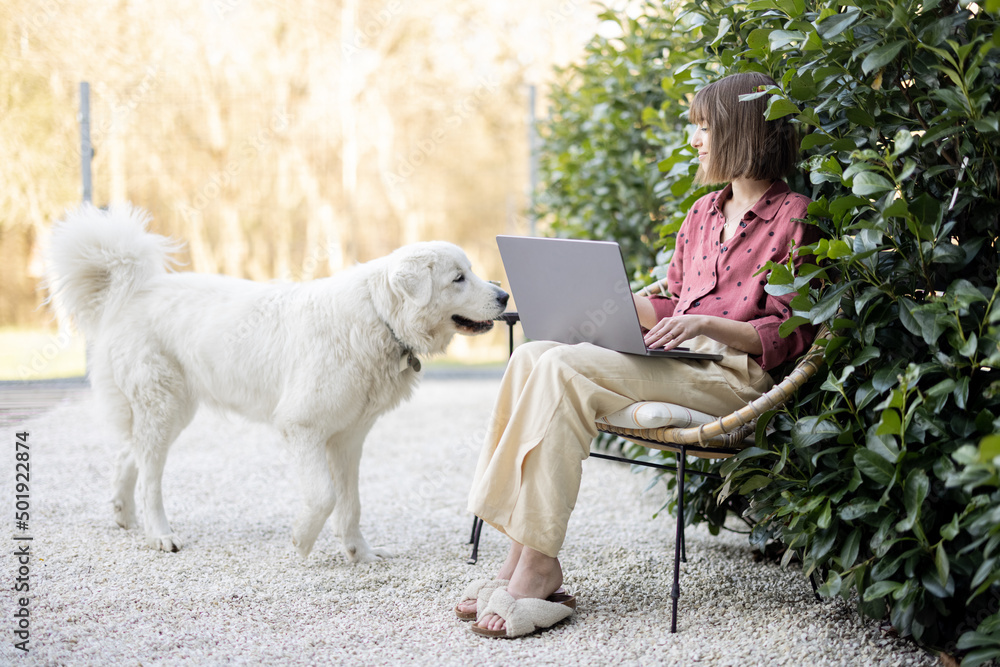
[{"xmin": 0, "ymin": 375, "xmax": 939, "ymax": 666}]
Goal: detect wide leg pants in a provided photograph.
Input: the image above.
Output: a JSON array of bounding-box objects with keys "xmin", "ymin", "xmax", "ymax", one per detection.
[{"xmin": 467, "ymin": 336, "xmax": 774, "ymax": 557}]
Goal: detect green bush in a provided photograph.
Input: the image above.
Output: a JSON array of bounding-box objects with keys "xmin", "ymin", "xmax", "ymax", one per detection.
[
  {"xmin": 534, "ymin": 0, "xmax": 1000, "ymax": 662},
  {"xmin": 534, "ymin": 0, "xmax": 702, "ymax": 284}
]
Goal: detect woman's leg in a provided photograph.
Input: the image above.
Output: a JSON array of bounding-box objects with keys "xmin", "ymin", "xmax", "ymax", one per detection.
[
  {"xmin": 477, "ymin": 544, "xmax": 564, "ymax": 632},
  {"xmin": 465, "ymin": 339, "xmax": 764, "ymax": 630},
  {"xmin": 470, "ymin": 340, "xmax": 755, "ymax": 556},
  {"xmin": 454, "ymin": 539, "xmax": 524, "ymax": 616}
]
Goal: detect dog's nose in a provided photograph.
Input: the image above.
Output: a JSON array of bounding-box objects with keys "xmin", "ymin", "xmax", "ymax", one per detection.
[{"xmin": 497, "ymin": 290, "xmax": 510, "ymax": 308}]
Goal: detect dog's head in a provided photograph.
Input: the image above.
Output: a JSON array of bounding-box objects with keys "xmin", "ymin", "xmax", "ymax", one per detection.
[{"xmin": 378, "ymin": 242, "xmax": 509, "ymax": 356}]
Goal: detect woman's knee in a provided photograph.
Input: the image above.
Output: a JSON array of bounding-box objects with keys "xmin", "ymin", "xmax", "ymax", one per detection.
[
  {"xmin": 536, "ymin": 342, "xmax": 606, "ymax": 376},
  {"xmin": 510, "ymin": 340, "xmax": 561, "ymax": 368}
]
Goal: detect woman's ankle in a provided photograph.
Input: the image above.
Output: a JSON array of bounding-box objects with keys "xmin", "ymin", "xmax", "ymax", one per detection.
[
  {"xmin": 496, "ymin": 540, "xmax": 523, "ymax": 581},
  {"xmin": 507, "ymin": 549, "xmax": 563, "ymax": 599}
]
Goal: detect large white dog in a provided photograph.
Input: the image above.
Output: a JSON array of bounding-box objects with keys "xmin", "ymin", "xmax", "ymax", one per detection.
[{"xmin": 44, "ymin": 203, "xmax": 508, "ymax": 562}]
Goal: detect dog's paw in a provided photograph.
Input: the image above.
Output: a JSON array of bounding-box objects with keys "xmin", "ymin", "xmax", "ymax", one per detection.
[
  {"xmin": 112, "ymin": 501, "xmax": 137, "ymax": 530},
  {"xmin": 147, "ymin": 533, "xmax": 182, "ymax": 553},
  {"xmin": 292, "ymin": 535, "xmax": 315, "ymax": 560},
  {"xmin": 346, "ymin": 544, "xmax": 393, "ymax": 564}
]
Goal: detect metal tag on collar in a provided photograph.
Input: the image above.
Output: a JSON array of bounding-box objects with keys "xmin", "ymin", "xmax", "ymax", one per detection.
[{"xmin": 399, "ymin": 351, "xmax": 421, "ymax": 373}]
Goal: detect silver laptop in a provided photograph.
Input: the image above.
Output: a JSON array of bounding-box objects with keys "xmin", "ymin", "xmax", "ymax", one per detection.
[{"xmin": 496, "ymin": 235, "xmax": 723, "ymax": 361}]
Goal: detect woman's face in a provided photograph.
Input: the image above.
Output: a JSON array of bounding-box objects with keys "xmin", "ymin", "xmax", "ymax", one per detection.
[{"xmin": 690, "ymin": 122, "xmax": 711, "ymax": 167}]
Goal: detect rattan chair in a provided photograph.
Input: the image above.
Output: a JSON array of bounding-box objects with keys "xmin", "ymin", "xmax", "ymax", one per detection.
[{"xmin": 468, "ymin": 280, "xmax": 831, "ymax": 633}]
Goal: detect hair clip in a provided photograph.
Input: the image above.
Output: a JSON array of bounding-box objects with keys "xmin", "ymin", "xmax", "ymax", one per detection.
[{"xmin": 756, "ymin": 85, "xmax": 768, "ymax": 92}]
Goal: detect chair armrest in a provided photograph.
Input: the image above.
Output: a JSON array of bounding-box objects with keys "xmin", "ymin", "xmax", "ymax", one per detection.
[{"xmin": 637, "ymin": 278, "xmax": 670, "ymax": 298}]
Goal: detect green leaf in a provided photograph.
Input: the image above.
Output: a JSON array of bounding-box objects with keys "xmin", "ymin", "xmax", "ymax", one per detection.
[
  {"xmin": 816, "ymin": 8, "xmax": 861, "ymax": 39},
  {"xmin": 935, "ymin": 541, "xmax": 950, "ymax": 585},
  {"xmin": 839, "ymin": 528, "xmax": 862, "ymax": 568},
  {"xmin": 817, "ymin": 499, "xmax": 832, "ymax": 529},
  {"xmin": 779, "ymin": 315, "xmax": 811, "ymax": 337},
  {"xmin": 876, "ymin": 408, "xmax": 902, "ymax": 437},
  {"xmin": 769, "ymin": 30, "xmax": 806, "ymax": 50},
  {"xmin": 845, "ymin": 107, "xmax": 876, "ymax": 128},
  {"xmin": 808, "ymin": 281, "xmax": 853, "ymax": 323},
  {"xmin": 866, "ymin": 428, "xmax": 900, "ymax": 463},
  {"xmin": 766, "ymin": 97, "xmax": 801, "ymax": 120},
  {"xmin": 789, "ymin": 73, "xmax": 818, "ymax": 101},
  {"xmin": 862, "ymin": 41, "xmax": 907, "ymax": 74},
  {"xmin": 854, "ymin": 449, "xmax": 895, "ymax": 485},
  {"xmin": 817, "ymin": 570, "xmax": 842, "ymax": 597},
  {"xmin": 738, "ymin": 474, "xmax": 773, "ymax": 494},
  {"xmin": 810, "ymin": 526, "xmax": 838, "ymax": 560},
  {"xmin": 801, "ymin": 133, "xmax": 833, "ymax": 150},
  {"xmin": 747, "ymin": 28, "xmax": 772, "ymax": 51},
  {"xmin": 941, "ymin": 514, "xmax": 960, "ymax": 541},
  {"xmin": 903, "ymin": 469, "xmax": 929, "ymax": 526},
  {"xmin": 864, "ymin": 580, "xmax": 903, "ymax": 600},
  {"xmin": 839, "ymin": 497, "xmax": 880, "ymax": 521},
  {"xmin": 980, "ymin": 435, "xmax": 1000, "ymax": 463},
  {"xmin": 851, "ymin": 171, "xmax": 895, "ymax": 197},
  {"xmin": 829, "ymin": 195, "xmax": 869, "ymax": 216},
  {"xmin": 898, "ymin": 298, "xmax": 922, "ymax": 339}
]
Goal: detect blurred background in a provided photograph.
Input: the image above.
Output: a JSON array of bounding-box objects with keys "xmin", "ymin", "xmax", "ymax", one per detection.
[{"xmin": 0, "ymin": 0, "xmax": 609, "ymax": 378}]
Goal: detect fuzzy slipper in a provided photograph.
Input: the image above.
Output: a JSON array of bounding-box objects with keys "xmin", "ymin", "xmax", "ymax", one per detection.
[
  {"xmin": 454, "ymin": 578, "xmax": 509, "ymax": 621},
  {"xmin": 470, "ymin": 588, "xmax": 576, "ymax": 638}
]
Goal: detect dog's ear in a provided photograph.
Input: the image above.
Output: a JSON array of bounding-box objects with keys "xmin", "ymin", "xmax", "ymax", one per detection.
[{"xmin": 389, "ymin": 254, "xmax": 434, "ymax": 307}]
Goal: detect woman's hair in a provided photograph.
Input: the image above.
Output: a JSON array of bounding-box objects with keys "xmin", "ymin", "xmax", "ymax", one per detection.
[{"xmin": 689, "ymin": 72, "xmax": 800, "ymax": 185}]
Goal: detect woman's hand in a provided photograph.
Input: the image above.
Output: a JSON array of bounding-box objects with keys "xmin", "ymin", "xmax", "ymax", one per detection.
[
  {"xmin": 643, "ymin": 314, "xmax": 711, "ymax": 350},
  {"xmin": 644, "ymin": 314, "xmax": 764, "ymax": 356}
]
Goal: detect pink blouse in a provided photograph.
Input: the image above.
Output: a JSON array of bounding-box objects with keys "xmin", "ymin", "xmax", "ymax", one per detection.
[{"xmin": 649, "ymin": 180, "xmax": 820, "ymax": 371}]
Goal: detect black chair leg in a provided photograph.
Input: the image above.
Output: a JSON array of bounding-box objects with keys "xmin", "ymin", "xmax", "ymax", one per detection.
[
  {"xmin": 468, "ymin": 515, "xmax": 479, "ymax": 544},
  {"xmin": 671, "ymin": 448, "xmax": 686, "ymax": 633},
  {"xmin": 678, "ymin": 451, "xmax": 687, "ymax": 564},
  {"xmin": 809, "ymin": 568, "xmax": 821, "ymax": 601},
  {"xmin": 467, "ymin": 517, "xmax": 484, "ymax": 565}
]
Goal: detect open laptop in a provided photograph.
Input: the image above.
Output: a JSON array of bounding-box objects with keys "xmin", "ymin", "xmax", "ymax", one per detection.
[{"xmin": 496, "ymin": 235, "xmax": 723, "ymax": 361}]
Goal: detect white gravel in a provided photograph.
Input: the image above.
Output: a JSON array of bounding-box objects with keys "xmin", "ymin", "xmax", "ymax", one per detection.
[{"xmin": 1, "ymin": 374, "xmax": 938, "ymax": 666}]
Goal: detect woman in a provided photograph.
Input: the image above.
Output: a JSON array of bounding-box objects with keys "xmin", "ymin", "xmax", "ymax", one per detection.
[{"xmin": 457, "ymin": 71, "xmax": 820, "ymax": 638}]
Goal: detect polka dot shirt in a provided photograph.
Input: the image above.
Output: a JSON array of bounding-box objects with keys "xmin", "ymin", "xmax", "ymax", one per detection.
[{"xmin": 649, "ymin": 180, "xmax": 820, "ymax": 371}]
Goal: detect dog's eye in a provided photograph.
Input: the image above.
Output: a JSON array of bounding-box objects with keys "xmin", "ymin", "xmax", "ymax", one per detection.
[{"xmin": 453, "ymin": 274, "xmax": 465, "ymax": 283}]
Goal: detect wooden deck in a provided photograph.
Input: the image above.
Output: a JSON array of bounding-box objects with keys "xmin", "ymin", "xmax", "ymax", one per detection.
[{"xmin": 0, "ymin": 376, "xmax": 90, "ymax": 429}]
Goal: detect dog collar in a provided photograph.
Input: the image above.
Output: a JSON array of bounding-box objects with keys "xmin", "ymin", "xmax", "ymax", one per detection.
[{"xmin": 382, "ymin": 321, "xmax": 421, "ymax": 373}]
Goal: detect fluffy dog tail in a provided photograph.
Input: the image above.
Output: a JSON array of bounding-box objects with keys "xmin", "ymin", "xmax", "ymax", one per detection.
[{"xmin": 43, "ymin": 203, "xmax": 181, "ymax": 337}]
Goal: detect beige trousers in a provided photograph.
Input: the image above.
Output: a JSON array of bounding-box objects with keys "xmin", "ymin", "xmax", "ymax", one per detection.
[{"xmin": 467, "ymin": 336, "xmax": 773, "ymax": 557}]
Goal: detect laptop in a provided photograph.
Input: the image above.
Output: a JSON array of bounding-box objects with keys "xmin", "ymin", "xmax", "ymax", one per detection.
[{"xmin": 496, "ymin": 235, "xmax": 723, "ymax": 361}]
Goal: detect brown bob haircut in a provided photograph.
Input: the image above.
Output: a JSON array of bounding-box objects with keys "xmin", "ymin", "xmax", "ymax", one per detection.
[{"xmin": 688, "ymin": 72, "xmax": 800, "ymax": 185}]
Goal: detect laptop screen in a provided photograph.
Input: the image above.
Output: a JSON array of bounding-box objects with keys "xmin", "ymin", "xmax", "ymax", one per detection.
[{"xmin": 496, "ymin": 236, "xmax": 650, "ymax": 355}]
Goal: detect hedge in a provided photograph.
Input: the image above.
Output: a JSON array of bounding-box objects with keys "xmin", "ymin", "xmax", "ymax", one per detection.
[{"xmin": 534, "ymin": 0, "xmax": 1000, "ymax": 663}]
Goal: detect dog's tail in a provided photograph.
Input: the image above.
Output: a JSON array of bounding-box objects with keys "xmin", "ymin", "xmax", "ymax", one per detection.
[{"xmin": 43, "ymin": 203, "xmax": 182, "ymax": 337}]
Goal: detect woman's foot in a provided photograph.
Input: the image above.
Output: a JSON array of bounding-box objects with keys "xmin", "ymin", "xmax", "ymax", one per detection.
[
  {"xmin": 455, "ymin": 541, "xmax": 523, "ymax": 618},
  {"xmin": 474, "ymin": 546, "xmax": 563, "ymax": 634}
]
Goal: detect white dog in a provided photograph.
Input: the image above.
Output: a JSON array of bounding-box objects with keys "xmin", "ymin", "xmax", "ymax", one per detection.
[{"xmin": 44, "ymin": 203, "xmax": 508, "ymax": 562}]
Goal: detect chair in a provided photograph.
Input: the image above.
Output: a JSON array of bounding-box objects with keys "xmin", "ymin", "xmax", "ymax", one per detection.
[{"xmin": 469, "ymin": 279, "xmax": 831, "ymax": 633}]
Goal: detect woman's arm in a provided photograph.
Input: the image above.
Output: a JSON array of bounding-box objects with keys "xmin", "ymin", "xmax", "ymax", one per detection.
[
  {"xmin": 636, "ymin": 297, "xmax": 763, "ymax": 355},
  {"xmin": 633, "ymin": 294, "xmax": 659, "ymax": 329}
]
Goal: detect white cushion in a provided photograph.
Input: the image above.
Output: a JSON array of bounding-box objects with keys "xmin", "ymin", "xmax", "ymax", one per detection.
[{"xmin": 597, "ymin": 402, "xmax": 718, "ymax": 430}]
